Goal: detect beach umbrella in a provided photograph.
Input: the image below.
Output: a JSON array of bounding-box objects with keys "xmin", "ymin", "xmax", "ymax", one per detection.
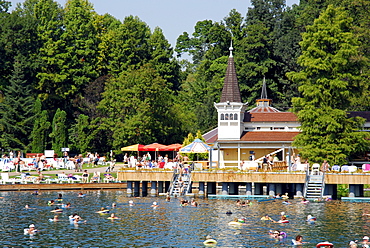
[
  {"xmin": 165, "ymin": 143, "xmax": 183, "ymax": 159},
  {"xmin": 180, "ymin": 139, "xmax": 210, "ymax": 161},
  {"xmin": 142, "ymin": 143, "xmax": 171, "ymax": 161},
  {"xmin": 120, "ymin": 144, "xmax": 145, "ymax": 151},
  {"xmin": 180, "ymin": 139, "xmax": 210, "ymax": 153},
  {"xmin": 165, "ymin": 143, "xmax": 183, "ymax": 151}
]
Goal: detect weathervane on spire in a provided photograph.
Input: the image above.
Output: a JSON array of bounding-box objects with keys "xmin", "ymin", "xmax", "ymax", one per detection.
[
  {"xmin": 261, "ymin": 76, "xmax": 268, "ymax": 99},
  {"xmin": 229, "ymin": 40, "xmax": 233, "ymax": 58}
]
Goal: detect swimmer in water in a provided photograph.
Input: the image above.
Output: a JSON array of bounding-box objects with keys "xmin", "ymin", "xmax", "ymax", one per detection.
[
  {"xmin": 293, "ymin": 235, "xmax": 308, "ymax": 245},
  {"xmin": 307, "ymin": 214, "xmax": 316, "ymax": 222},
  {"xmin": 51, "ymin": 207, "xmax": 63, "ymax": 213},
  {"xmin": 276, "ymin": 215, "xmax": 289, "ymax": 223},
  {"xmin": 260, "ymin": 215, "xmax": 273, "ymax": 221},
  {"xmin": 48, "ymin": 200, "xmax": 55, "ymax": 206},
  {"xmin": 129, "ymin": 200, "xmax": 134, "ymax": 206},
  {"xmin": 25, "ymin": 224, "xmax": 38, "ymax": 235},
  {"xmin": 96, "ymin": 207, "xmax": 109, "ymax": 213},
  {"xmin": 269, "ymin": 230, "xmax": 285, "ymax": 239},
  {"xmin": 151, "ymin": 202, "xmax": 159, "ymax": 207},
  {"xmin": 301, "ymin": 198, "xmax": 309, "ymax": 204},
  {"xmin": 78, "ymin": 193, "xmax": 85, "ymax": 197},
  {"xmin": 108, "ymin": 213, "xmax": 120, "ymax": 220},
  {"xmin": 50, "ymin": 215, "xmax": 59, "ymax": 222},
  {"xmin": 62, "ymin": 202, "xmax": 71, "ymax": 208},
  {"xmin": 112, "ymin": 203, "xmax": 117, "ymax": 208}
]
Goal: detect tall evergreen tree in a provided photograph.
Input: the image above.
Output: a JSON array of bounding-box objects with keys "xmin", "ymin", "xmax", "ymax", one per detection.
[
  {"xmin": 37, "ymin": 0, "xmax": 99, "ymax": 113},
  {"xmin": 98, "ymin": 15, "xmax": 151, "ymax": 76},
  {"xmin": 30, "ymin": 99, "xmax": 51, "ymax": 153},
  {"xmin": 50, "ymin": 108, "xmax": 67, "ymax": 156},
  {"xmin": 68, "ymin": 114, "xmax": 90, "ymax": 154},
  {"xmin": 0, "ymin": 0, "xmax": 40, "ymax": 91},
  {"xmin": 0, "ymin": 55, "xmax": 36, "ymax": 150},
  {"xmin": 148, "ymin": 27, "xmax": 180, "ymax": 91},
  {"xmin": 288, "ymin": 5, "xmax": 370, "ymax": 164}
]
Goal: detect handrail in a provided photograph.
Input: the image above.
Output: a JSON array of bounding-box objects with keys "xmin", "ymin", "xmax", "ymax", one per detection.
[
  {"xmin": 303, "ymin": 164, "xmax": 310, "ymax": 197},
  {"xmin": 183, "ymin": 166, "xmax": 192, "ymax": 195},
  {"xmin": 167, "ymin": 168, "xmax": 178, "ymax": 195},
  {"xmin": 321, "ymin": 170, "xmax": 326, "ymax": 198}
]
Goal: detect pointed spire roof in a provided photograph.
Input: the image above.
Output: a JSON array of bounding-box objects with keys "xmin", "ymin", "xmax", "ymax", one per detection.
[
  {"xmin": 220, "ymin": 43, "xmax": 242, "ymax": 103},
  {"xmin": 249, "ymin": 77, "xmax": 280, "ymax": 113},
  {"xmin": 260, "ymin": 77, "xmax": 268, "ymax": 99}
]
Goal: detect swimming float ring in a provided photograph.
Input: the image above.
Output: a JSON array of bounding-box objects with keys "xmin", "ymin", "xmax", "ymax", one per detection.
[
  {"xmin": 307, "ymin": 217, "xmax": 316, "ymax": 221},
  {"xmin": 279, "ymin": 232, "xmax": 287, "ymax": 238},
  {"xmin": 316, "ymin": 242, "xmax": 334, "ymax": 248},
  {"xmin": 228, "ymin": 221, "xmax": 243, "ymax": 226},
  {"xmin": 278, "ymin": 220, "xmax": 289, "ymax": 223},
  {"xmin": 238, "ymin": 218, "xmax": 246, "ymax": 223},
  {"xmin": 107, "ymin": 217, "xmax": 119, "ymax": 220},
  {"xmin": 96, "ymin": 210, "xmax": 110, "ymax": 214},
  {"xmin": 50, "ymin": 209, "xmax": 63, "ymax": 213},
  {"xmin": 203, "ymin": 239, "xmax": 217, "ymax": 246}
]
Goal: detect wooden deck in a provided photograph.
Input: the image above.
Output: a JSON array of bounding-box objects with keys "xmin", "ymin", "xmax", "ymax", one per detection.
[
  {"xmin": 117, "ymin": 170, "xmax": 370, "ymax": 185},
  {"xmin": 0, "ymin": 182, "xmax": 126, "ymax": 191},
  {"xmin": 2, "ymin": 170, "xmax": 370, "ymax": 192}
]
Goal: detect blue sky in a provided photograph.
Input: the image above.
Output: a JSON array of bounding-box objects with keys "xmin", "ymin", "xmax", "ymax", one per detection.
[{"xmin": 9, "ymin": 0, "xmax": 299, "ymax": 47}]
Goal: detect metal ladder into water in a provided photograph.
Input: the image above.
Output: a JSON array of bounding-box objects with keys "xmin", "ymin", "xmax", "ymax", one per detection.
[
  {"xmin": 303, "ymin": 167, "xmax": 326, "ymax": 200},
  {"xmin": 168, "ymin": 169, "xmax": 192, "ymax": 196}
]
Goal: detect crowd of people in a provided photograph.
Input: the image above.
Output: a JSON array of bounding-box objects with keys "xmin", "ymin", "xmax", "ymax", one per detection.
[{"xmin": 123, "ymin": 152, "xmax": 190, "ymax": 171}]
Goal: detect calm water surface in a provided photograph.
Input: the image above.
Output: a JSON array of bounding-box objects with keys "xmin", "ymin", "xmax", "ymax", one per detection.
[{"xmin": 0, "ymin": 190, "xmax": 369, "ymax": 247}]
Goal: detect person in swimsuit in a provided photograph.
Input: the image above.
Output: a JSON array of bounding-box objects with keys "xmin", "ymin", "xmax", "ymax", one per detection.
[{"xmin": 82, "ymin": 170, "xmax": 89, "ymax": 183}]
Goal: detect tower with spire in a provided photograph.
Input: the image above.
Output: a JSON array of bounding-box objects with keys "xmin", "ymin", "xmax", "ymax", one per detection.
[{"xmin": 214, "ymin": 43, "xmax": 247, "ymax": 140}]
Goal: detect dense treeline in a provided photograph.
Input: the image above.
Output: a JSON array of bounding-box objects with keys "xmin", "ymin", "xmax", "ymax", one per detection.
[{"xmin": 0, "ymin": 0, "xmax": 369, "ymax": 159}]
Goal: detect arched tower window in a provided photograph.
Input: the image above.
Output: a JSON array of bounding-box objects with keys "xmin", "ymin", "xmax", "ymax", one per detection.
[
  {"xmin": 230, "ymin": 113, "xmax": 233, "ymax": 120},
  {"xmin": 225, "ymin": 114, "xmax": 229, "ymax": 120},
  {"xmin": 221, "ymin": 113, "xmax": 224, "ymax": 120},
  {"xmin": 234, "ymin": 113, "xmax": 238, "ymax": 120}
]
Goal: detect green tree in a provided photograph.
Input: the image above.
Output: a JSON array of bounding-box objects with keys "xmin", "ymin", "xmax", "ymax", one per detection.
[
  {"xmin": 148, "ymin": 27, "xmax": 180, "ymax": 91},
  {"xmin": 288, "ymin": 5, "xmax": 370, "ymax": 164},
  {"xmin": 37, "ymin": 0, "xmax": 99, "ymax": 113},
  {"xmin": 50, "ymin": 108, "xmax": 67, "ymax": 156},
  {"xmin": 30, "ymin": 99, "xmax": 51, "ymax": 153},
  {"xmin": 0, "ymin": 0, "xmax": 40, "ymax": 90},
  {"xmin": 98, "ymin": 15, "xmax": 151, "ymax": 76},
  {"xmin": 0, "ymin": 55, "xmax": 36, "ymax": 150},
  {"xmin": 68, "ymin": 114, "xmax": 90, "ymax": 154},
  {"xmin": 98, "ymin": 64, "xmax": 188, "ymax": 150},
  {"xmin": 175, "ymin": 19, "xmax": 230, "ymax": 65}
]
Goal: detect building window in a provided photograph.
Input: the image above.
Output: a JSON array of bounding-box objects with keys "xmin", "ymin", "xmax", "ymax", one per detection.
[
  {"xmin": 221, "ymin": 113, "xmax": 224, "ymax": 120},
  {"xmin": 234, "ymin": 113, "xmax": 238, "ymax": 120},
  {"xmin": 273, "ymin": 127, "xmax": 285, "ymax": 130},
  {"xmin": 230, "ymin": 113, "xmax": 233, "ymax": 120},
  {"xmin": 225, "ymin": 114, "xmax": 229, "ymax": 120},
  {"xmin": 256, "ymin": 127, "xmax": 261, "ymax": 130}
]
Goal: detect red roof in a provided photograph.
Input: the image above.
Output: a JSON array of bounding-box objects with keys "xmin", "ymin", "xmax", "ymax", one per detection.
[
  {"xmin": 240, "ymin": 131, "xmax": 299, "ymax": 141},
  {"xmin": 244, "ymin": 112, "xmax": 297, "ymax": 122}
]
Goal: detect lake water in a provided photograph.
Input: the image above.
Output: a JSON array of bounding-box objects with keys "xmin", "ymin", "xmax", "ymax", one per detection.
[{"xmin": 0, "ymin": 190, "xmax": 369, "ymax": 247}]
